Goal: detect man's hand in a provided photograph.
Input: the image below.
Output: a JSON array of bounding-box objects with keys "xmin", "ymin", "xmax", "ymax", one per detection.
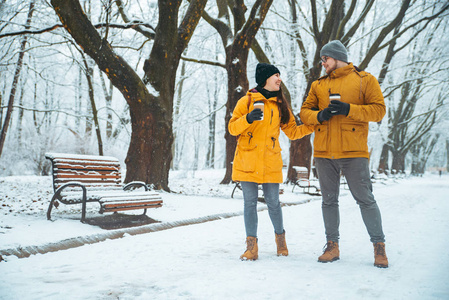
[
  {"xmin": 246, "ymin": 108, "xmax": 263, "ymax": 124},
  {"xmin": 317, "ymin": 107, "xmax": 333, "ymax": 123},
  {"xmin": 329, "ymin": 100, "xmax": 350, "ymax": 116}
]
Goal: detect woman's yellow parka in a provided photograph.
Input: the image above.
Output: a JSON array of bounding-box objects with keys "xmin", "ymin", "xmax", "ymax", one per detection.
[{"xmin": 229, "ymin": 89, "xmax": 314, "ymax": 184}]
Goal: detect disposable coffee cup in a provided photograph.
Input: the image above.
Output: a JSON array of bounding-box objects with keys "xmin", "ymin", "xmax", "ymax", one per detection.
[
  {"xmin": 253, "ymin": 101, "xmax": 264, "ymax": 120},
  {"xmin": 329, "ymin": 93, "xmax": 340, "ymax": 113}
]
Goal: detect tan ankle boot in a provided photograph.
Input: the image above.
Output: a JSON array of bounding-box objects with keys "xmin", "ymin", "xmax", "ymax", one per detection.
[
  {"xmin": 373, "ymin": 242, "xmax": 388, "ymax": 268},
  {"xmin": 275, "ymin": 231, "xmax": 288, "ymax": 256},
  {"xmin": 318, "ymin": 241, "xmax": 340, "ymax": 263},
  {"xmin": 240, "ymin": 236, "xmax": 258, "ymax": 261}
]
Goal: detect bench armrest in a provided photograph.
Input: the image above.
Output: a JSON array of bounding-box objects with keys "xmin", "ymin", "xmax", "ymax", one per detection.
[
  {"xmin": 123, "ymin": 181, "xmax": 149, "ymax": 191},
  {"xmin": 47, "ymin": 182, "xmax": 87, "ymax": 221}
]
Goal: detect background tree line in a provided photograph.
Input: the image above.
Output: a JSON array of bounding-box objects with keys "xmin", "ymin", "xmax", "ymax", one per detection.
[{"xmin": 0, "ymin": 0, "xmax": 448, "ymax": 190}]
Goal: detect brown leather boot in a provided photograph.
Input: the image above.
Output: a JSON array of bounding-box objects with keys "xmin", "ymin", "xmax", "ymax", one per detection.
[
  {"xmin": 240, "ymin": 236, "xmax": 258, "ymax": 261},
  {"xmin": 275, "ymin": 231, "xmax": 288, "ymax": 256},
  {"xmin": 318, "ymin": 241, "xmax": 340, "ymax": 263},
  {"xmin": 373, "ymin": 242, "xmax": 388, "ymax": 268}
]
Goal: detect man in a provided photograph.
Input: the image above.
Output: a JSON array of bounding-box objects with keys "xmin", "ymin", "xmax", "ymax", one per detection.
[{"xmin": 300, "ymin": 40, "xmax": 388, "ymax": 268}]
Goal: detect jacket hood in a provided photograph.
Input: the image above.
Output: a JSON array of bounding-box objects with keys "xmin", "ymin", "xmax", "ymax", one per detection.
[{"xmin": 246, "ymin": 88, "xmax": 279, "ymax": 103}]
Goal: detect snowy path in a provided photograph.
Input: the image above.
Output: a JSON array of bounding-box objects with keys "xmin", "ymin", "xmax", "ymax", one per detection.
[{"xmin": 0, "ymin": 175, "xmax": 448, "ymax": 299}]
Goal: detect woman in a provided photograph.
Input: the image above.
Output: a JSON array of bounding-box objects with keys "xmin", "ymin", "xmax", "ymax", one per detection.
[{"xmin": 229, "ymin": 63, "xmax": 314, "ymax": 260}]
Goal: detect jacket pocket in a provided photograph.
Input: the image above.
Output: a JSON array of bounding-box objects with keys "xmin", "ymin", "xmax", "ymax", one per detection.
[
  {"xmin": 234, "ymin": 144, "xmax": 257, "ymax": 172},
  {"xmin": 265, "ymin": 144, "xmax": 283, "ymax": 172},
  {"xmin": 314, "ymin": 125, "xmax": 328, "ymax": 152},
  {"xmin": 341, "ymin": 123, "xmax": 368, "ymax": 152}
]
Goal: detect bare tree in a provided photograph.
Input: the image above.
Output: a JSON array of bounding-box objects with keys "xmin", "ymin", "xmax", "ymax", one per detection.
[
  {"xmin": 285, "ymin": 0, "xmax": 448, "ymax": 182},
  {"xmin": 50, "ymin": 0, "xmax": 207, "ymax": 190},
  {"xmin": 378, "ymin": 6, "xmax": 449, "ymax": 173},
  {"xmin": 200, "ymin": 0, "xmax": 274, "ymax": 184},
  {"xmin": 0, "ymin": 0, "xmax": 35, "ymax": 157}
]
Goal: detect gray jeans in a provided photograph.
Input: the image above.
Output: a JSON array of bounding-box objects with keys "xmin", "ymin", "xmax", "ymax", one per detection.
[
  {"xmin": 315, "ymin": 158, "xmax": 385, "ymax": 243},
  {"xmin": 241, "ymin": 182, "xmax": 284, "ymax": 237}
]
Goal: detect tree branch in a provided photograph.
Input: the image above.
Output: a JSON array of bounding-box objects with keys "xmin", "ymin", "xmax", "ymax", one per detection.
[
  {"xmin": 180, "ymin": 55, "xmax": 226, "ymax": 68},
  {"xmin": 114, "ymin": 0, "xmax": 156, "ymax": 39},
  {"xmin": 359, "ymin": 0, "xmax": 412, "ymax": 70},
  {"xmin": 310, "ymin": 0, "xmax": 320, "ymax": 40},
  {"xmin": 0, "ymin": 21, "xmax": 156, "ymax": 39},
  {"xmin": 340, "ymin": 0, "xmax": 375, "ymax": 45},
  {"xmin": 177, "ymin": 0, "xmax": 208, "ymax": 55},
  {"xmin": 335, "ymin": 0, "xmax": 357, "ymax": 40}
]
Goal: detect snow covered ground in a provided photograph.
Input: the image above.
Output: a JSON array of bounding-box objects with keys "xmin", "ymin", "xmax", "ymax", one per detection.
[{"xmin": 1, "ymin": 170, "xmax": 448, "ymax": 300}]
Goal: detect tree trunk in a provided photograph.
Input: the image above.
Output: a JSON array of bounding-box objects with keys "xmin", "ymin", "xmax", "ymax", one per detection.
[
  {"xmin": 446, "ymin": 139, "xmax": 449, "ymax": 172},
  {"xmin": 222, "ymin": 48, "xmax": 250, "ymax": 184},
  {"xmin": 391, "ymin": 151, "xmax": 405, "ymax": 174},
  {"xmin": 206, "ymin": 77, "xmax": 218, "ymax": 168},
  {"xmin": 99, "ymin": 71, "xmax": 113, "ymax": 139},
  {"xmin": 378, "ymin": 143, "xmax": 390, "ymax": 174},
  {"xmin": 17, "ymin": 78, "xmax": 26, "ymax": 146},
  {"xmin": 83, "ymin": 55, "xmax": 103, "ymax": 155},
  {"xmin": 173, "ymin": 55, "xmax": 187, "ymax": 170}
]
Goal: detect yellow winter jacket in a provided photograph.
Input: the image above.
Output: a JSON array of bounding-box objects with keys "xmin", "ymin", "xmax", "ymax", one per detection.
[
  {"xmin": 299, "ymin": 63, "xmax": 385, "ymax": 159},
  {"xmin": 229, "ymin": 89, "xmax": 314, "ymax": 183}
]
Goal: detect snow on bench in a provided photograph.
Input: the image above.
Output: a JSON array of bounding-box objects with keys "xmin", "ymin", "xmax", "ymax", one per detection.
[{"xmin": 45, "ymin": 153, "xmax": 162, "ymax": 223}]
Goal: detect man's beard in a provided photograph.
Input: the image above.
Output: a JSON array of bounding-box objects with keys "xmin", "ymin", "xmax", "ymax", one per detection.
[{"xmin": 325, "ymin": 65, "xmax": 337, "ymax": 74}]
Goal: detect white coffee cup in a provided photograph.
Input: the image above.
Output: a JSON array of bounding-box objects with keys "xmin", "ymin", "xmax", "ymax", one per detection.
[
  {"xmin": 253, "ymin": 101, "xmax": 264, "ymax": 120},
  {"xmin": 329, "ymin": 93, "xmax": 341, "ymax": 113}
]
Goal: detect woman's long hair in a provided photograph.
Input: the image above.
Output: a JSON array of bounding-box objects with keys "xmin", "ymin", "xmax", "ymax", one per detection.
[{"xmin": 277, "ymin": 86, "xmax": 292, "ymax": 125}]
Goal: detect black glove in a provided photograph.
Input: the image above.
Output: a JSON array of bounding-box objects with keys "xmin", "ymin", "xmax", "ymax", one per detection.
[
  {"xmin": 329, "ymin": 100, "xmax": 350, "ymax": 116},
  {"xmin": 246, "ymin": 108, "xmax": 263, "ymax": 124},
  {"xmin": 317, "ymin": 107, "xmax": 333, "ymax": 123}
]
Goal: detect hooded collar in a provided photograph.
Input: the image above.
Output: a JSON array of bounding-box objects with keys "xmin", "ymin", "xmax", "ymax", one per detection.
[
  {"xmin": 247, "ymin": 88, "xmax": 278, "ymax": 102},
  {"xmin": 255, "ymin": 85, "xmax": 279, "ymax": 99},
  {"xmin": 329, "ymin": 62, "xmax": 354, "ymax": 79}
]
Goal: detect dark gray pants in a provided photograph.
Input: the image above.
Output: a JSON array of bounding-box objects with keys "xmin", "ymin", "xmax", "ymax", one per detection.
[{"xmin": 315, "ymin": 158, "xmax": 385, "ymax": 243}]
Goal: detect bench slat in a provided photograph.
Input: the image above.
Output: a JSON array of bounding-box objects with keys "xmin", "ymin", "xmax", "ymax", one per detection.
[
  {"xmin": 53, "ymin": 161, "xmax": 120, "ymax": 167},
  {"xmin": 56, "ymin": 184, "xmax": 122, "ymax": 191},
  {"xmin": 102, "ymin": 200, "xmax": 163, "ymax": 207},
  {"xmin": 61, "ymin": 191, "xmax": 156, "ymax": 202},
  {"xmin": 54, "ymin": 177, "xmax": 121, "ymax": 183},
  {"xmin": 55, "ymin": 174, "xmax": 120, "ymax": 180},
  {"xmin": 102, "ymin": 203, "xmax": 162, "ymax": 213}
]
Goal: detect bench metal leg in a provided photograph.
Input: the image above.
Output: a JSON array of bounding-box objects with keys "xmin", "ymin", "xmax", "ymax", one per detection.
[
  {"xmin": 81, "ymin": 198, "xmax": 87, "ymax": 223},
  {"xmin": 231, "ymin": 182, "xmax": 241, "ymax": 198},
  {"xmin": 47, "ymin": 194, "xmax": 59, "ymax": 220}
]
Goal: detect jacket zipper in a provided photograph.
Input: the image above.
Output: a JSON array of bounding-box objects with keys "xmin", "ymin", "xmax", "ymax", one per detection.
[
  {"xmin": 270, "ymin": 109, "xmax": 273, "ymax": 125},
  {"xmin": 248, "ymin": 132, "xmax": 253, "ymax": 145},
  {"xmin": 271, "ymin": 137, "xmax": 276, "ymax": 149}
]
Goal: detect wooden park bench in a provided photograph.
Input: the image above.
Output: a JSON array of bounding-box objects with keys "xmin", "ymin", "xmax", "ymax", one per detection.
[
  {"xmin": 292, "ymin": 166, "xmax": 321, "ymax": 196},
  {"xmin": 45, "ymin": 153, "xmax": 163, "ymax": 223}
]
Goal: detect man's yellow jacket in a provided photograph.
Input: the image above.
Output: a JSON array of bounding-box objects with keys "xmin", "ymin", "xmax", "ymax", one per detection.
[
  {"xmin": 300, "ymin": 63, "xmax": 385, "ymax": 159},
  {"xmin": 229, "ymin": 90, "xmax": 313, "ymax": 184}
]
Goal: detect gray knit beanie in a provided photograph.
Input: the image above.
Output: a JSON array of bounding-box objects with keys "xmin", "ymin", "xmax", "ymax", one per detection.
[{"xmin": 320, "ymin": 40, "xmax": 348, "ymax": 63}]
